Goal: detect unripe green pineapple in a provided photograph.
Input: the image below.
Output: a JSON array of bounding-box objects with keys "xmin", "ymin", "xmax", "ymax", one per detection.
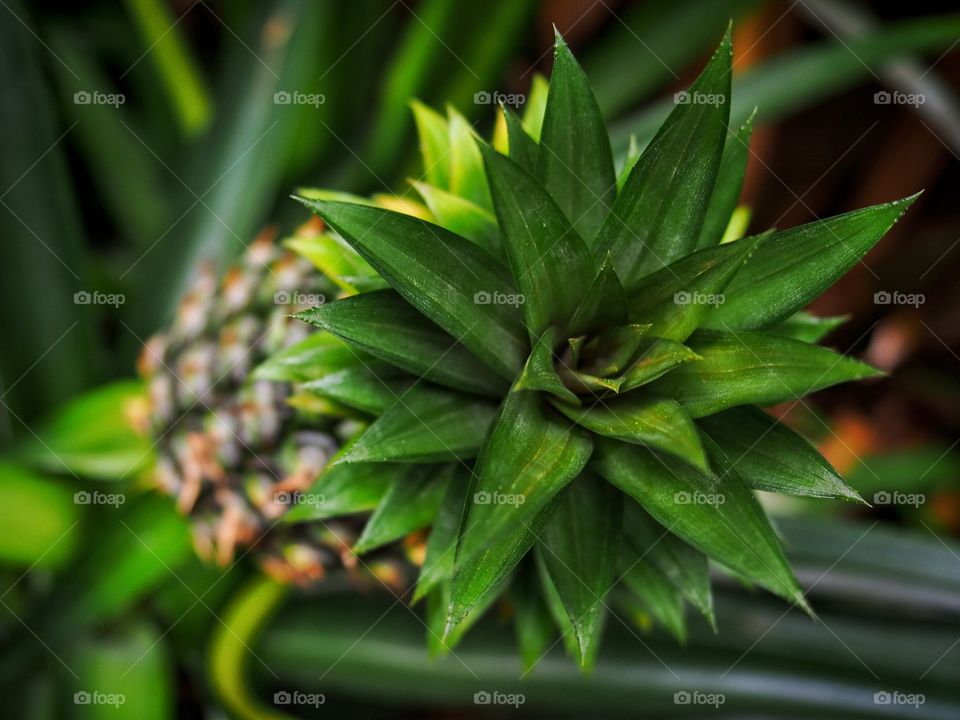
[
  {"xmin": 140, "ymin": 226, "xmax": 405, "ymax": 588},
  {"xmin": 148, "ymin": 27, "xmax": 916, "ymax": 672}
]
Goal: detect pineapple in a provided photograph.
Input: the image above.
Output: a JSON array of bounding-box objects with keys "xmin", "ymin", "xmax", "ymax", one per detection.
[
  {"xmin": 139, "ymin": 225, "xmax": 405, "ymax": 588},
  {"xmin": 149, "ymin": 27, "xmax": 916, "ymax": 671}
]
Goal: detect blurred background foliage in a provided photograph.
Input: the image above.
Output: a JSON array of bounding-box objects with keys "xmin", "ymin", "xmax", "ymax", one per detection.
[{"xmin": 1, "ymin": 0, "xmax": 959, "ymax": 717}]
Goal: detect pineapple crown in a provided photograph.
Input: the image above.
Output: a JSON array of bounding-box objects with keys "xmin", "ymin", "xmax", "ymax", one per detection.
[{"xmin": 257, "ymin": 27, "xmax": 916, "ymax": 670}]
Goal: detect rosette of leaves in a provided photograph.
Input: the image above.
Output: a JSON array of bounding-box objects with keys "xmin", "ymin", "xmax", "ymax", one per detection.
[{"xmin": 270, "ymin": 28, "xmax": 915, "ymax": 671}]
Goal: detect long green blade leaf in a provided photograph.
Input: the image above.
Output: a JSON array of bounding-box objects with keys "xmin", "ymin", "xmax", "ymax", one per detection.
[
  {"xmin": 594, "ymin": 28, "xmax": 731, "ymax": 287},
  {"xmin": 703, "ymin": 196, "xmax": 918, "ymax": 330},
  {"xmin": 593, "ymin": 439, "xmax": 807, "ymax": 609},
  {"xmin": 651, "ymin": 330, "xmax": 882, "ymax": 418},
  {"xmin": 695, "ymin": 111, "xmax": 755, "ymax": 249},
  {"xmin": 481, "ymin": 144, "xmax": 595, "ymax": 341},
  {"xmin": 698, "ymin": 406, "xmax": 863, "ymax": 502},
  {"xmin": 536, "ymin": 30, "xmax": 616, "ymax": 242},
  {"xmin": 449, "ymin": 391, "xmax": 592, "ymax": 623},
  {"xmin": 538, "ymin": 473, "xmax": 621, "ymax": 667},
  {"xmin": 354, "ymin": 465, "xmax": 449, "ymax": 554},
  {"xmin": 555, "ymin": 392, "xmax": 706, "ymax": 470},
  {"xmin": 297, "ymin": 199, "xmax": 527, "ymax": 378},
  {"xmin": 297, "ymin": 290, "xmax": 507, "ymax": 396},
  {"xmin": 341, "ymin": 385, "xmax": 498, "ymax": 463}
]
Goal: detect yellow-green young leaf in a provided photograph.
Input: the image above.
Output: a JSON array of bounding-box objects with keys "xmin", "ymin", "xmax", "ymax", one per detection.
[
  {"xmin": 353, "ymin": 465, "xmax": 449, "ymax": 554},
  {"xmin": 447, "ymin": 107, "xmax": 492, "ymax": 210},
  {"xmin": 554, "ymin": 392, "xmax": 707, "ymax": 470},
  {"xmin": 411, "ymin": 180, "xmax": 501, "ymax": 257},
  {"xmin": 615, "ymin": 338, "xmax": 702, "ymax": 393},
  {"xmin": 282, "ymin": 461, "xmax": 400, "ymax": 522},
  {"xmin": 699, "ymin": 406, "xmax": 864, "ymax": 503},
  {"xmin": 535, "ymin": 548, "xmax": 607, "ymax": 672},
  {"xmin": 594, "ymin": 28, "xmax": 731, "ymax": 288},
  {"xmin": 449, "ymin": 391, "xmax": 593, "ymax": 624},
  {"xmin": 511, "ymin": 560, "xmax": 556, "ymax": 673},
  {"xmin": 481, "ymin": 144, "xmax": 595, "ymax": 342},
  {"xmin": 626, "ymin": 233, "xmax": 763, "ymax": 342},
  {"xmin": 593, "ymin": 438, "xmax": 808, "ymax": 611},
  {"xmin": 24, "ymin": 380, "xmax": 153, "ymax": 481},
  {"xmin": 253, "ymin": 332, "xmax": 372, "ymax": 384},
  {"xmin": 516, "ymin": 327, "xmax": 579, "ymax": 405},
  {"xmin": 622, "ymin": 501, "xmax": 714, "ymax": 628},
  {"xmin": 297, "ymin": 199, "xmax": 527, "ymax": 379},
  {"xmin": 284, "ymin": 230, "xmax": 378, "ymax": 293},
  {"xmin": 503, "ymin": 105, "xmax": 538, "ymax": 173},
  {"xmin": 704, "ymin": 194, "xmax": 919, "ymax": 331},
  {"xmin": 538, "ymin": 473, "xmax": 621, "ymax": 665},
  {"xmin": 411, "ymin": 100, "xmax": 451, "ymax": 188},
  {"xmin": 536, "ymin": 30, "xmax": 616, "ymax": 242},
  {"xmin": 695, "ymin": 110, "xmax": 755, "ymax": 249},
  {"xmin": 769, "ymin": 312, "xmax": 848, "ymax": 343},
  {"xmin": 413, "ymin": 466, "xmax": 471, "ymax": 603},
  {"xmin": 296, "ymin": 290, "xmax": 507, "ymax": 397},
  {"xmin": 619, "ymin": 558, "xmax": 687, "ymax": 642},
  {"xmin": 521, "ymin": 73, "xmax": 549, "ymax": 140},
  {"xmin": 340, "ymin": 385, "xmax": 498, "ymax": 464},
  {"xmin": 651, "ymin": 330, "xmax": 882, "ymax": 418},
  {"xmin": 565, "ymin": 253, "xmax": 628, "ymax": 338}
]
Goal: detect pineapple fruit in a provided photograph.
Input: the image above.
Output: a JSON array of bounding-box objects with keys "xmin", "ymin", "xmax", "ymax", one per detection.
[
  {"xmin": 147, "ymin": 28, "xmax": 915, "ymax": 670},
  {"xmin": 140, "ymin": 226, "xmax": 404, "ymax": 588}
]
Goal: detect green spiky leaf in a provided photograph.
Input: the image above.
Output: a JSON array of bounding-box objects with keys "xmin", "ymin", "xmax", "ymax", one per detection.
[
  {"xmin": 537, "ymin": 30, "xmax": 616, "ymax": 241},
  {"xmin": 704, "ymin": 195, "xmax": 919, "ymax": 330},
  {"xmin": 353, "ymin": 465, "xmax": 449, "ymax": 555},
  {"xmin": 481, "ymin": 144, "xmax": 595, "ymax": 341},
  {"xmin": 594, "ymin": 438, "xmax": 808, "ymax": 610},
  {"xmin": 537, "ymin": 473, "xmax": 621, "ymax": 666},
  {"xmin": 340, "ymin": 385, "xmax": 498, "ymax": 463},
  {"xmin": 297, "ymin": 199, "xmax": 527, "ymax": 378},
  {"xmin": 699, "ymin": 406, "xmax": 864, "ymax": 502},
  {"xmin": 651, "ymin": 330, "xmax": 882, "ymax": 417},
  {"xmin": 296, "ymin": 290, "xmax": 507, "ymax": 397},
  {"xmin": 554, "ymin": 392, "xmax": 707, "ymax": 470},
  {"xmin": 696, "ymin": 110, "xmax": 755, "ymax": 249},
  {"xmin": 594, "ymin": 27, "xmax": 731, "ymax": 287}
]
